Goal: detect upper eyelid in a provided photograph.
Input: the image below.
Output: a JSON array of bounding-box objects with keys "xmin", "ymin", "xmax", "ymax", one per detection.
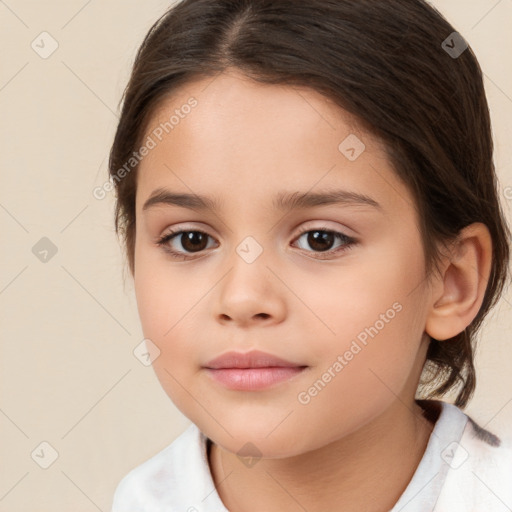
[
  {"xmin": 162, "ymin": 218, "xmax": 355, "ymax": 235},
  {"xmin": 162, "ymin": 223, "xmax": 353, "ymax": 241}
]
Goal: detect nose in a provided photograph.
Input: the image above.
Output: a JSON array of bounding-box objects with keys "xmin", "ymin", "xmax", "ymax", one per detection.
[{"xmin": 213, "ymin": 252, "xmax": 287, "ymax": 327}]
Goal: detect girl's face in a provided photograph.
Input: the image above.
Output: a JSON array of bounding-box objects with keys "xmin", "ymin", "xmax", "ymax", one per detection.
[{"xmin": 133, "ymin": 69, "xmax": 435, "ymax": 457}]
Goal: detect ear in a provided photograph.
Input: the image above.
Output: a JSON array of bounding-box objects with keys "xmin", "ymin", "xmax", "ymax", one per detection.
[{"xmin": 424, "ymin": 223, "xmax": 493, "ymax": 341}]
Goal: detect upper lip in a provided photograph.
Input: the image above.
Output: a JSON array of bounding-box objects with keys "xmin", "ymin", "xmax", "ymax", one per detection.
[{"xmin": 204, "ymin": 350, "xmax": 306, "ymax": 369}]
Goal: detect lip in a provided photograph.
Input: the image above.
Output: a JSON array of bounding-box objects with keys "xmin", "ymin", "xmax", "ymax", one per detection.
[
  {"xmin": 203, "ymin": 349, "xmax": 304, "ymax": 369},
  {"xmin": 203, "ymin": 350, "xmax": 308, "ymax": 391}
]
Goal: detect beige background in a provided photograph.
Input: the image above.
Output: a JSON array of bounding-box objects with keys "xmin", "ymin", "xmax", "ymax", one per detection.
[{"xmin": 1, "ymin": 0, "xmax": 511, "ymax": 510}]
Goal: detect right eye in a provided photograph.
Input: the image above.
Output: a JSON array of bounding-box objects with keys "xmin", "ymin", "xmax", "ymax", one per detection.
[{"xmin": 156, "ymin": 229, "xmax": 217, "ymax": 259}]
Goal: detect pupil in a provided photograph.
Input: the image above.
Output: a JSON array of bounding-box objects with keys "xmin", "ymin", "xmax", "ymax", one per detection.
[
  {"xmin": 182, "ymin": 232, "xmax": 207, "ymax": 252},
  {"xmin": 308, "ymin": 231, "xmax": 334, "ymax": 252}
]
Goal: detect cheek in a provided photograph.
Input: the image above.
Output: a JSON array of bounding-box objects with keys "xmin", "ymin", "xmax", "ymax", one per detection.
[
  {"xmin": 134, "ymin": 240, "xmax": 188, "ymax": 336},
  {"xmin": 313, "ymin": 303, "xmax": 421, "ymax": 395},
  {"xmin": 296, "ymin": 248, "xmax": 422, "ymax": 353},
  {"xmin": 133, "ymin": 261, "xmax": 205, "ymax": 374},
  {"xmin": 134, "ymin": 267, "xmax": 200, "ymax": 410},
  {"xmin": 290, "ymin": 302, "xmax": 425, "ymax": 449},
  {"xmin": 134, "ymin": 272, "xmax": 171, "ymax": 337},
  {"xmin": 133, "ymin": 259, "xmax": 186, "ymax": 361},
  {"xmin": 300, "ymin": 247, "xmax": 427, "ymax": 395}
]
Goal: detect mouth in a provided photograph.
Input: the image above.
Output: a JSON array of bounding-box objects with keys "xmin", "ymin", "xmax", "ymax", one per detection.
[
  {"xmin": 203, "ymin": 350, "xmax": 308, "ymax": 391},
  {"xmin": 204, "ymin": 366, "xmax": 308, "ymax": 391}
]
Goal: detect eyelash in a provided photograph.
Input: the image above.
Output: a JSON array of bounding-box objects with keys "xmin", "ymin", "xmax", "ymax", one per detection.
[{"xmin": 155, "ymin": 225, "xmax": 357, "ymax": 261}]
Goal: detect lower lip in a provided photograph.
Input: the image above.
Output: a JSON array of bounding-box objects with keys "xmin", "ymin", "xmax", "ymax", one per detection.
[{"xmin": 205, "ymin": 367, "xmax": 307, "ymax": 391}]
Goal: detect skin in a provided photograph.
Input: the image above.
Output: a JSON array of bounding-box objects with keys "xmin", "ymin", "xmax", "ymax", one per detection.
[{"xmin": 132, "ymin": 68, "xmax": 492, "ymax": 512}]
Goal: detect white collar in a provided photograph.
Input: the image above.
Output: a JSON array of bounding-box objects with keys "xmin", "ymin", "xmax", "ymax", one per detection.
[{"xmin": 113, "ymin": 400, "xmax": 511, "ymax": 511}]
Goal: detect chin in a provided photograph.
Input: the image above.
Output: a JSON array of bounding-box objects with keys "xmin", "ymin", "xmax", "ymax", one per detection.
[{"xmin": 197, "ymin": 417, "xmax": 306, "ymax": 459}]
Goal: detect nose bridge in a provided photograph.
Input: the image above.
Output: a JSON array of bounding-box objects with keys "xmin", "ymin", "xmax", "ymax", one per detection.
[
  {"xmin": 225, "ymin": 230, "xmax": 271, "ymax": 290},
  {"xmin": 222, "ymin": 202, "xmax": 292, "ymax": 288},
  {"xmin": 219, "ymin": 197, "xmax": 275, "ymax": 261}
]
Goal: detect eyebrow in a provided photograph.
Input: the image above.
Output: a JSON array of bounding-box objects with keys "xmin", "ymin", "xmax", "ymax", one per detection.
[{"xmin": 142, "ymin": 187, "xmax": 383, "ymax": 213}]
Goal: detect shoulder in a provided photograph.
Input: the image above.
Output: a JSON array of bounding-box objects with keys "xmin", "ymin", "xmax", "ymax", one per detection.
[
  {"xmin": 111, "ymin": 423, "xmax": 200, "ymax": 512},
  {"xmin": 436, "ymin": 405, "xmax": 512, "ymax": 511},
  {"xmin": 461, "ymin": 412, "xmax": 512, "ymax": 473}
]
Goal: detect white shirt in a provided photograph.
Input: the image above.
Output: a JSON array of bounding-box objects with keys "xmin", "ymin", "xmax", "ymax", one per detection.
[{"xmin": 111, "ymin": 400, "xmax": 512, "ymax": 511}]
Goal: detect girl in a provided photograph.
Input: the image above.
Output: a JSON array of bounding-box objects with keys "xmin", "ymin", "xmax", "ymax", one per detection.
[{"xmin": 110, "ymin": 1, "xmax": 512, "ymax": 510}]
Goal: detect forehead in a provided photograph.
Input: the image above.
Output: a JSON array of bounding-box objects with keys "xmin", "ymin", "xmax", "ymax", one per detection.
[
  {"xmin": 135, "ymin": 70, "xmax": 413, "ymax": 218},
  {"xmin": 145, "ymin": 69, "xmax": 367, "ymax": 151}
]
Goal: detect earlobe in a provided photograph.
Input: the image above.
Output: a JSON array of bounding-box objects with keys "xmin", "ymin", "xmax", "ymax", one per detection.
[{"xmin": 424, "ymin": 223, "xmax": 492, "ymax": 341}]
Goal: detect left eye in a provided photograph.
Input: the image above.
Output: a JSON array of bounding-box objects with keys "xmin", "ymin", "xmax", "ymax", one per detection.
[
  {"xmin": 155, "ymin": 227, "xmax": 357, "ymax": 260},
  {"xmin": 294, "ymin": 228, "xmax": 357, "ymax": 256}
]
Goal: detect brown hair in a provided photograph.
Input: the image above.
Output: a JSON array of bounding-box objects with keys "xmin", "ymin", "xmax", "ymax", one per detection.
[{"xmin": 108, "ymin": 0, "xmax": 511, "ymax": 408}]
